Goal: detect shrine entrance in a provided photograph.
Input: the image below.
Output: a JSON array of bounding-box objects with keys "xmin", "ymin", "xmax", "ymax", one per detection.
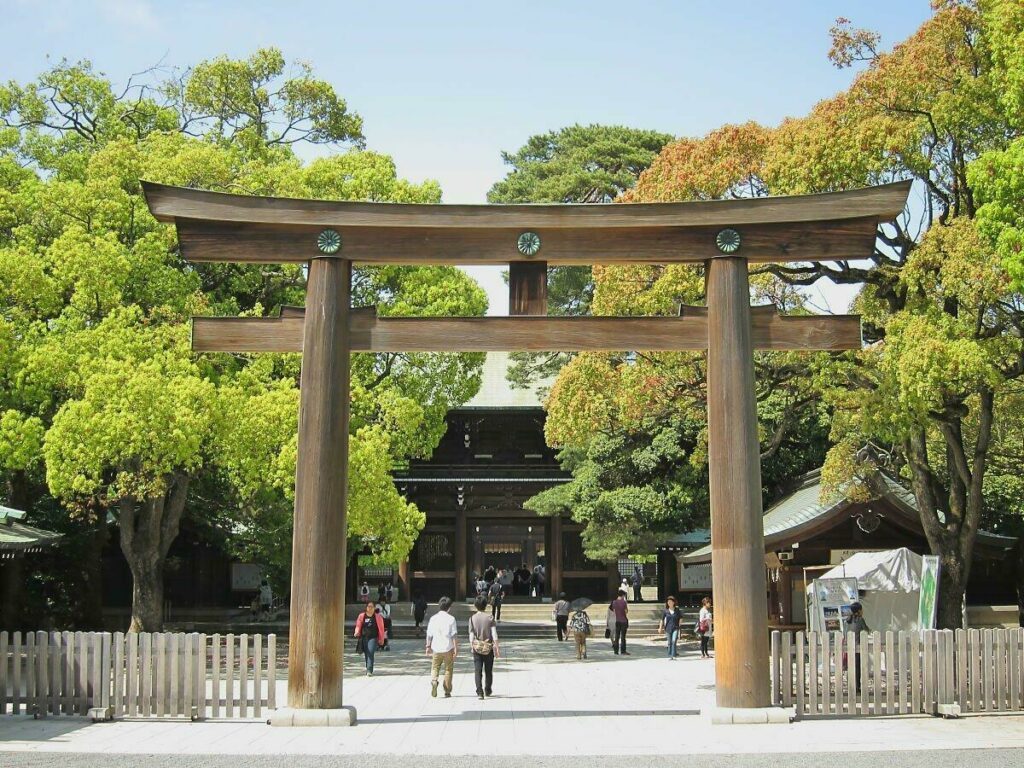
[
  {"xmin": 471, "ymin": 522, "xmax": 546, "ymax": 596},
  {"xmin": 143, "ymin": 178, "xmax": 910, "ymax": 724}
]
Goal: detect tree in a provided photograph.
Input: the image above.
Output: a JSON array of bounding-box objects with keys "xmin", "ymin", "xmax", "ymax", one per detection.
[
  {"xmin": 0, "ymin": 52, "xmax": 486, "ymax": 630},
  {"xmin": 487, "ymin": 124, "xmax": 673, "ymax": 387},
  {"xmin": 619, "ymin": 3, "xmax": 1024, "ymax": 627}
]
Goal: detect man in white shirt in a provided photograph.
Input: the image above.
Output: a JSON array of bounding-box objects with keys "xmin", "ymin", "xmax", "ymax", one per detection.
[{"xmin": 425, "ymin": 596, "xmax": 458, "ymax": 697}]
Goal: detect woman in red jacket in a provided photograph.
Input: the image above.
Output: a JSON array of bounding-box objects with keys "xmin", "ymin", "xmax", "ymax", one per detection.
[{"xmin": 354, "ymin": 600, "xmax": 386, "ymax": 676}]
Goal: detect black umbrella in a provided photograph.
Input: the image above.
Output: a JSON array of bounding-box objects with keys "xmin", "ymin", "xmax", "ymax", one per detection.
[{"xmin": 570, "ymin": 597, "xmax": 593, "ymax": 611}]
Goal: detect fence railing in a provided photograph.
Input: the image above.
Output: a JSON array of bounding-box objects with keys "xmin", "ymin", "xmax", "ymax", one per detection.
[
  {"xmin": 771, "ymin": 628, "xmax": 1024, "ymax": 718},
  {"xmin": 0, "ymin": 631, "xmax": 277, "ymax": 719}
]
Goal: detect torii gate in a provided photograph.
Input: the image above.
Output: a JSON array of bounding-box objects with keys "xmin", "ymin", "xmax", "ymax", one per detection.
[{"xmin": 144, "ymin": 179, "xmax": 910, "ymax": 724}]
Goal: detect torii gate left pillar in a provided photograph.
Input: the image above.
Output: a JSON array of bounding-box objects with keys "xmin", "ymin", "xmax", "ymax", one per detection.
[{"xmin": 286, "ymin": 255, "xmax": 354, "ymax": 723}]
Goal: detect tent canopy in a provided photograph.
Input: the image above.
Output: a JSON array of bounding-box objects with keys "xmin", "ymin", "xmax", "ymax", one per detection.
[
  {"xmin": 807, "ymin": 547, "xmax": 929, "ymax": 632},
  {"xmin": 811, "ymin": 547, "xmax": 923, "ymax": 594}
]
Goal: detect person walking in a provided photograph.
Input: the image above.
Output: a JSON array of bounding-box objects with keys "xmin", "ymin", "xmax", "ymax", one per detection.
[
  {"xmin": 619, "ymin": 577, "xmax": 630, "ymax": 601},
  {"xmin": 553, "ymin": 592, "xmax": 571, "ymax": 642},
  {"xmin": 412, "ymin": 591, "xmax": 428, "ymax": 638},
  {"xmin": 354, "ymin": 600, "xmax": 385, "ymax": 676},
  {"xmin": 488, "ymin": 577, "xmax": 504, "ymax": 622},
  {"xmin": 359, "ymin": 581, "xmax": 371, "ymax": 602},
  {"xmin": 611, "ymin": 589, "xmax": 629, "ymax": 655},
  {"xmin": 568, "ymin": 606, "xmax": 592, "ymax": 660},
  {"xmin": 660, "ymin": 596, "xmax": 682, "ymax": 659},
  {"xmin": 469, "ymin": 595, "xmax": 500, "ymax": 699},
  {"xmin": 632, "ymin": 566, "xmax": 643, "ymax": 603},
  {"xmin": 377, "ymin": 596, "xmax": 392, "ymax": 650},
  {"xmin": 847, "ymin": 601, "xmax": 870, "ymax": 692},
  {"xmin": 698, "ymin": 596, "xmax": 713, "ymax": 658},
  {"xmin": 258, "ymin": 578, "xmax": 273, "ymax": 619},
  {"xmin": 425, "ymin": 596, "xmax": 458, "ymax": 698}
]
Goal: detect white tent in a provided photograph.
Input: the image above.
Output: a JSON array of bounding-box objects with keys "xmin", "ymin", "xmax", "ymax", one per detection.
[{"xmin": 808, "ymin": 548, "xmax": 927, "ymax": 632}]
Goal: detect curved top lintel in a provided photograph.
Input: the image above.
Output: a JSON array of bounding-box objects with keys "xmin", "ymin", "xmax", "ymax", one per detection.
[{"xmin": 142, "ymin": 180, "xmax": 911, "ymax": 230}]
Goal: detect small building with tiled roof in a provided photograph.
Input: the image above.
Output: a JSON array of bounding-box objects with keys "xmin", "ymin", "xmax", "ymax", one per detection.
[
  {"xmin": 674, "ymin": 469, "xmax": 1017, "ymax": 626},
  {"xmin": 0, "ymin": 505, "xmax": 62, "ymax": 628}
]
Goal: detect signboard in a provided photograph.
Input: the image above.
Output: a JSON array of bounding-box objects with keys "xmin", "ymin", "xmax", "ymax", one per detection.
[
  {"xmin": 679, "ymin": 564, "xmax": 712, "ymax": 591},
  {"xmin": 231, "ymin": 563, "xmax": 262, "ymax": 592},
  {"xmin": 829, "ymin": 548, "xmax": 884, "ymax": 565},
  {"xmin": 918, "ymin": 555, "xmax": 940, "ymax": 629},
  {"xmin": 812, "ymin": 577, "xmax": 859, "ymax": 633}
]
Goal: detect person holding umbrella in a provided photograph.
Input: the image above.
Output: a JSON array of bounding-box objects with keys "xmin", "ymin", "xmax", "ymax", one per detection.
[{"xmin": 568, "ymin": 598, "xmax": 594, "ymax": 660}]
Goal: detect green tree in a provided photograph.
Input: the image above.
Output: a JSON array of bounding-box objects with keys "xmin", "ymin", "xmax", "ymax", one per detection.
[
  {"xmin": 623, "ymin": 3, "xmax": 1024, "ymax": 627},
  {"xmin": 0, "ymin": 51, "xmax": 486, "ymax": 630},
  {"xmin": 487, "ymin": 124, "xmax": 673, "ymax": 388}
]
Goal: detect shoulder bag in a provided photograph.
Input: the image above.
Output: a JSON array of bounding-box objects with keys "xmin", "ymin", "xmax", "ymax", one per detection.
[{"xmin": 470, "ymin": 613, "xmax": 494, "ymax": 655}]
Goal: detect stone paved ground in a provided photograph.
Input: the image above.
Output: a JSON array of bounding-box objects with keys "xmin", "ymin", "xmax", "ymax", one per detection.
[{"xmin": 1, "ymin": 635, "xmax": 1023, "ymax": 757}]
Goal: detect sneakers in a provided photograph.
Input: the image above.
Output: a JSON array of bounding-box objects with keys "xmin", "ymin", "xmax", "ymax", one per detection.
[
  {"xmin": 431, "ymin": 680, "xmax": 438, "ymax": 698},
  {"xmin": 478, "ymin": 694, "xmax": 485, "ymax": 700}
]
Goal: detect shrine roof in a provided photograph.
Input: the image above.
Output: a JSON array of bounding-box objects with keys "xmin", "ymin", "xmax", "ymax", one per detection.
[
  {"xmin": 457, "ymin": 352, "xmax": 553, "ymax": 410},
  {"xmin": 680, "ymin": 469, "xmax": 1016, "ymax": 564},
  {"xmin": 0, "ymin": 505, "xmax": 62, "ymax": 556}
]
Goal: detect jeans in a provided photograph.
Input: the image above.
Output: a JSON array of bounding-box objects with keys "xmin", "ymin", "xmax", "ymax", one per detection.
[
  {"xmin": 666, "ymin": 629, "xmax": 679, "ymax": 658},
  {"xmin": 472, "ymin": 651, "xmax": 494, "ymax": 695},
  {"xmin": 700, "ymin": 632, "xmax": 711, "ymax": 657},
  {"xmin": 431, "ymin": 649, "xmax": 455, "ymax": 694},
  {"xmin": 614, "ymin": 621, "xmax": 628, "ymax": 654},
  {"xmin": 363, "ymin": 637, "xmax": 379, "ymax": 673},
  {"xmin": 556, "ymin": 615, "xmax": 568, "ymax": 641},
  {"xmin": 633, "ymin": 585, "xmax": 642, "ymax": 602},
  {"xmin": 492, "ymin": 601, "xmax": 502, "ymax": 621}
]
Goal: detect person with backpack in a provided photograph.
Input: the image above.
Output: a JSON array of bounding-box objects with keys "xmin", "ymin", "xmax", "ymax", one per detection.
[
  {"xmin": 468, "ymin": 595, "xmax": 500, "ymax": 699},
  {"xmin": 488, "ymin": 576, "xmax": 505, "ymax": 621},
  {"xmin": 659, "ymin": 595, "xmax": 683, "ymax": 660},
  {"xmin": 353, "ymin": 600, "xmax": 386, "ymax": 676},
  {"xmin": 552, "ymin": 592, "xmax": 571, "ymax": 642},
  {"xmin": 698, "ymin": 596, "xmax": 713, "ymax": 658},
  {"xmin": 568, "ymin": 606, "xmax": 592, "ymax": 660}
]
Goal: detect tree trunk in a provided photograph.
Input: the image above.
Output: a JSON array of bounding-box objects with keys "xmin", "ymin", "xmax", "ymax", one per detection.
[
  {"xmin": 127, "ymin": 553, "xmax": 165, "ymax": 633},
  {"xmin": 937, "ymin": 548, "xmax": 967, "ymax": 630},
  {"xmin": 118, "ymin": 473, "xmax": 190, "ymax": 633}
]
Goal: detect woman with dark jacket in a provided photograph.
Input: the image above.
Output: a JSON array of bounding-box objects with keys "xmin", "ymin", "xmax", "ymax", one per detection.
[{"xmin": 354, "ymin": 600, "xmax": 386, "ymax": 676}]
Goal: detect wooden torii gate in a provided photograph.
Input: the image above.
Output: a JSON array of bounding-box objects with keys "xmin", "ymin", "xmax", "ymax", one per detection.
[{"xmin": 144, "ymin": 179, "xmax": 910, "ymax": 724}]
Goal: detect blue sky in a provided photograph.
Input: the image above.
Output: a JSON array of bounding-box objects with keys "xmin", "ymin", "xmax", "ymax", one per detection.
[{"xmin": 3, "ymin": 0, "xmax": 934, "ymax": 312}]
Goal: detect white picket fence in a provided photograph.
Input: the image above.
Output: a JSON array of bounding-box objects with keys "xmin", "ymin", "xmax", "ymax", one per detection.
[
  {"xmin": 0, "ymin": 631, "xmax": 277, "ymax": 719},
  {"xmin": 771, "ymin": 628, "xmax": 1024, "ymax": 718}
]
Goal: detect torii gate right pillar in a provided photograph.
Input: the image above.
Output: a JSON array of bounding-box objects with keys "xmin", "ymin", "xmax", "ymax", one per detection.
[{"xmin": 706, "ymin": 257, "xmax": 771, "ymax": 710}]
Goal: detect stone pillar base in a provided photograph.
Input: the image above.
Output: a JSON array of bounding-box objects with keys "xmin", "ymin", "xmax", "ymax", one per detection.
[
  {"xmin": 269, "ymin": 706, "xmax": 357, "ymax": 727},
  {"xmin": 709, "ymin": 706, "xmax": 794, "ymax": 725}
]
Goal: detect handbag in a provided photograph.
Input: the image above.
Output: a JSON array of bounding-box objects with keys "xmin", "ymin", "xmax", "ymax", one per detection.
[{"xmin": 355, "ymin": 635, "xmax": 365, "ymax": 654}]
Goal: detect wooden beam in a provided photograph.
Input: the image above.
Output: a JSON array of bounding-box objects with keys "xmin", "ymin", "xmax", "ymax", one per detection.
[
  {"xmin": 706, "ymin": 256, "xmax": 771, "ymax": 710},
  {"xmin": 190, "ymin": 309, "xmax": 862, "ymax": 353},
  {"xmin": 172, "ymin": 216, "xmax": 882, "ymax": 265},
  {"xmin": 509, "ymin": 262, "xmax": 548, "ymax": 315},
  {"xmin": 144, "ymin": 180, "xmax": 911, "ymax": 229}
]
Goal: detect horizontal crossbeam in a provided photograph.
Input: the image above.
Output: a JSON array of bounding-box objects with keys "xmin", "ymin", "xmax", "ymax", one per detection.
[
  {"xmin": 191, "ymin": 307, "xmax": 862, "ymax": 353},
  {"xmin": 171, "ymin": 217, "xmax": 882, "ymax": 265}
]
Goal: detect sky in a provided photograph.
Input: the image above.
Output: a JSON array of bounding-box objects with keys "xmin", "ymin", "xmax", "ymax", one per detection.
[{"xmin": 3, "ymin": 0, "xmax": 934, "ymax": 314}]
